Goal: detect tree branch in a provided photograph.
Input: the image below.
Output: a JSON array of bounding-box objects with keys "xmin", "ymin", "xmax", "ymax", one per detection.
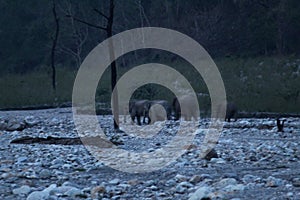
[
  {"xmin": 93, "ymin": 8, "xmax": 109, "ymax": 20},
  {"xmin": 66, "ymin": 14, "xmax": 107, "ymax": 30}
]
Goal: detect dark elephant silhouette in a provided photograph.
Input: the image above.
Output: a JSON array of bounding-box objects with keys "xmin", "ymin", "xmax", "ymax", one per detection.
[
  {"xmin": 130, "ymin": 100, "xmax": 151, "ymax": 125},
  {"xmin": 172, "ymin": 95, "xmax": 199, "ymax": 121},
  {"xmin": 148, "ymin": 100, "xmax": 172, "ymax": 124}
]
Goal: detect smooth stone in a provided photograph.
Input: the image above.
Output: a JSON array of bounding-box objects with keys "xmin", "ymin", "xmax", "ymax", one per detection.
[
  {"xmin": 292, "ymin": 178, "xmax": 300, "ymax": 187},
  {"xmin": 149, "ymin": 185, "xmax": 159, "ymax": 191},
  {"xmin": 62, "ymin": 164, "xmax": 72, "ymax": 169},
  {"xmin": 210, "ymin": 158, "xmax": 226, "ymax": 164},
  {"xmin": 7, "ymin": 120, "xmax": 25, "ymax": 131},
  {"xmin": 178, "ymin": 181, "xmax": 193, "ymax": 188},
  {"xmin": 242, "ymin": 174, "xmax": 260, "ymax": 184},
  {"xmin": 287, "ymin": 192, "xmax": 293, "ymax": 197},
  {"xmin": 174, "ymin": 174, "xmax": 188, "ymax": 182},
  {"xmin": 175, "ymin": 184, "xmax": 187, "ymax": 194},
  {"xmin": 50, "ymin": 186, "xmax": 76, "ymax": 195},
  {"xmin": 214, "ymin": 178, "xmax": 237, "ymax": 188},
  {"xmin": 39, "ymin": 169, "xmax": 52, "ymax": 179},
  {"xmin": 64, "ymin": 188, "xmax": 83, "ymax": 197},
  {"xmin": 26, "ymin": 191, "xmax": 49, "ymax": 200},
  {"xmin": 265, "ymin": 176, "xmax": 284, "ymax": 187},
  {"xmin": 189, "ymin": 175, "xmax": 202, "ymax": 184},
  {"xmin": 144, "ymin": 180, "xmax": 155, "ymax": 186},
  {"xmin": 118, "ymin": 183, "xmax": 131, "ymax": 189},
  {"xmin": 1, "ymin": 172, "xmax": 13, "ymax": 179},
  {"xmin": 17, "ymin": 156, "xmax": 28, "ymax": 163},
  {"xmin": 13, "ymin": 185, "xmax": 32, "ymax": 195},
  {"xmin": 165, "ymin": 179, "xmax": 176, "ymax": 187},
  {"xmin": 24, "ymin": 116, "xmax": 38, "ymax": 127},
  {"xmin": 189, "ymin": 186, "xmax": 212, "ymax": 200},
  {"xmin": 91, "ymin": 186, "xmax": 106, "ymax": 199},
  {"xmin": 157, "ymin": 192, "xmax": 168, "ymax": 197},
  {"xmin": 109, "ymin": 178, "xmax": 120, "ymax": 185},
  {"xmin": 222, "ymin": 184, "xmax": 245, "ymax": 192}
]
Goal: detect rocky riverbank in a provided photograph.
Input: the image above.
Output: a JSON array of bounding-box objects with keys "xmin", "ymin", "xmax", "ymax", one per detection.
[{"xmin": 0, "ymin": 108, "xmax": 300, "ymax": 199}]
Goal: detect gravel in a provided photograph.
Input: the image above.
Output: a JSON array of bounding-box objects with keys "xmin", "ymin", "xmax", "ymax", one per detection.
[{"xmin": 0, "ymin": 107, "xmax": 299, "ymax": 199}]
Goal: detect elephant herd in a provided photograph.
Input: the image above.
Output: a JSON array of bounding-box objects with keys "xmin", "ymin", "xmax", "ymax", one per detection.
[
  {"xmin": 129, "ymin": 99, "xmax": 172, "ymax": 125},
  {"xmin": 125, "ymin": 95, "xmax": 238, "ymax": 125}
]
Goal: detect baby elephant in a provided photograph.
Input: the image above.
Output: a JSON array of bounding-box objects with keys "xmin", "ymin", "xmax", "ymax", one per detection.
[
  {"xmin": 130, "ymin": 100, "xmax": 151, "ymax": 125},
  {"xmin": 172, "ymin": 95, "xmax": 199, "ymax": 121},
  {"xmin": 148, "ymin": 100, "xmax": 172, "ymax": 124}
]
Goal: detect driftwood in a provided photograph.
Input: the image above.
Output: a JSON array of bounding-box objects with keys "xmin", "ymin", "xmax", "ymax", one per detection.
[{"xmin": 10, "ymin": 136, "xmax": 122, "ymax": 147}]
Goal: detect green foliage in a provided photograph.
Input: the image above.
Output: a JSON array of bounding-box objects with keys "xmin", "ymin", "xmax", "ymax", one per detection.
[
  {"xmin": 216, "ymin": 56, "xmax": 300, "ymax": 112},
  {"xmin": 1, "ymin": 0, "xmax": 300, "ymax": 73},
  {"xmin": 0, "ymin": 1, "xmax": 299, "ymax": 113},
  {"xmin": 0, "ymin": 67, "xmax": 75, "ymax": 108},
  {"xmin": 0, "ymin": 56, "xmax": 299, "ymax": 113}
]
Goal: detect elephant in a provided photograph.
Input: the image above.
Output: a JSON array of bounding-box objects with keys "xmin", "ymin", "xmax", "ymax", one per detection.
[
  {"xmin": 217, "ymin": 102, "xmax": 238, "ymax": 122},
  {"xmin": 172, "ymin": 95, "xmax": 199, "ymax": 121},
  {"xmin": 276, "ymin": 118, "xmax": 286, "ymax": 132},
  {"xmin": 148, "ymin": 100, "xmax": 172, "ymax": 124},
  {"xmin": 225, "ymin": 102, "xmax": 238, "ymax": 122},
  {"xmin": 128, "ymin": 100, "xmax": 136, "ymax": 116},
  {"xmin": 130, "ymin": 100, "xmax": 151, "ymax": 125},
  {"xmin": 118, "ymin": 100, "xmax": 137, "ymax": 123}
]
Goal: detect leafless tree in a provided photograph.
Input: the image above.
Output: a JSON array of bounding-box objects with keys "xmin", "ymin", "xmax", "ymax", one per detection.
[
  {"xmin": 191, "ymin": 4, "xmax": 223, "ymax": 44},
  {"xmin": 256, "ymin": 0, "xmax": 288, "ymax": 55},
  {"xmin": 67, "ymin": 0, "xmax": 121, "ymax": 131},
  {"xmin": 50, "ymin": 0, "xmax": 59, "ymax": 91},
  {"xmin": 57, "ymin": 1, "xmax": 89, "ymax": 68}
]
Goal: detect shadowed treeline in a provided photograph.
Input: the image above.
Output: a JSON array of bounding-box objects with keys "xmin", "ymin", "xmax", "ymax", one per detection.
[{"xmin": 0, "ymin": 0, "xmax": 299, "ymax": 113}]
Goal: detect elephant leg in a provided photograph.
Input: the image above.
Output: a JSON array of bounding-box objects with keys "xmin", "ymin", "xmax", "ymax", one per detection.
[
  {"xmin": 192, "ymin": 110, "xmax": 198, "ymax": 121},
  {"xmin": 146, "ymin": 115, "xmax": 151, "ymax": 124},
  {"xmin": 175, "ymin": 111, "xmax": 180, "ymax": 121},
  {"xmin": 234, "ymin": 114, "xmax": 238, "ymax": 121},
  {"xmin": 167, "ymin": 108, "xmax": 172, "ymax": 120},
  {"xmin": 137, "ymin": 115, "xmax": 142, "ymax": 126},
  {"xmin": 131, "ymin": 115, "xmax": 135, "ymax": 123},
  {"xmin": 187, "ymin": 115, "xmax": 191, "ymax": 121},
  {"xmin": 142, "ymin": 116, "xmax": 146, "ymax": 124}
]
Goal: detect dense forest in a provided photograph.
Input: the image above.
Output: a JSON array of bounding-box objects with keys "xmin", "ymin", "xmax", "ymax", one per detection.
[
  {"xmin": 0, "ymin": 0, "xmax": 299, "ymax": 112},
  {"xmin": 1, "ymin": 0, "xmax": 300, "ymax": 72}
]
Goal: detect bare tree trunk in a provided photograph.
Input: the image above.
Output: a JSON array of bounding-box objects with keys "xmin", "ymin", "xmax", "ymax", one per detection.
[
  {"xmin": 66, "ymin": 0, "xmax": 120, "ymax": 131},
  {"xmin": 107, "ymin": 0, "xmax": 120, "ymax": 130},
  {"xmin": 276, "ymin": 0, "xmax": 286, "ymax": 55},
  {"xmin": 51, "ymin": 0, "xmax": 59, "ymax": 91}
]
